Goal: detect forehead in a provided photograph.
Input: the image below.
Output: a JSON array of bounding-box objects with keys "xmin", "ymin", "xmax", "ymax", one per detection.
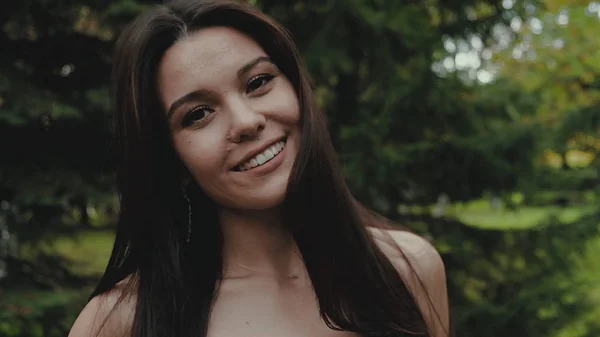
[
  {"xmin": 167, "ymin": 26, "xmax": 265, "ymax": 67},
  {"xmin": 157, "ymin": 26, "xmax": 267, "ymax": 103}
]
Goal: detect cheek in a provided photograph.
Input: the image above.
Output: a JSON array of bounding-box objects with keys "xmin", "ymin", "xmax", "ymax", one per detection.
[
  {"xmin": 174, "ymin": 133, "xmax": 223, "ymax": 178},
  {"xmin": 272, "ymin": 83, "xmax": 301, "ymax": 124}
]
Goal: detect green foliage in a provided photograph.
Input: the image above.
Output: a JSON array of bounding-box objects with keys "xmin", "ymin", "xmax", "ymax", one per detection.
[
  {"xmin": 1, "ymin": 0, "xmax": 599, "ymax": 336},
  {"xmin": 0, "ymin": 288, "xmax": 89, "ymax": 337},
  {"xmin": 433, "ymin": 213, "xmax": 599, "ymax": 337}
]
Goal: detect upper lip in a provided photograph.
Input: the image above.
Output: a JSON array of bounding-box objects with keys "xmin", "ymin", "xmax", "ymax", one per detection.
[{"xmin": 231, "ymin": 137, "xmax": 286, "ymax": 170}]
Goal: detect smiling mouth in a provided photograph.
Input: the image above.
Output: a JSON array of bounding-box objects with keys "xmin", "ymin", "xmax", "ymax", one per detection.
[{"xmin": 233, "ymin": 138, "xmax": 287, "ymax": 172}]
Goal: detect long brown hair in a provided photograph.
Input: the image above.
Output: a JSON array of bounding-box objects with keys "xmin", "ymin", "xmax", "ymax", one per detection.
[{"xmin": 93, "ymin": 0, "xmax": 430, "ymax": 336}]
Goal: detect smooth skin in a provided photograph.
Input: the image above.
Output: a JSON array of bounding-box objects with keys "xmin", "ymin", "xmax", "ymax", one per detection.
[{"xmin": 69, "ymin": 26, "xmax": 449, "ymax": 337}]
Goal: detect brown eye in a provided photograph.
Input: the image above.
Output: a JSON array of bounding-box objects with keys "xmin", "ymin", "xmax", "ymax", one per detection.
[
  {"xmin": 246, "ymin": 73, "xmax": 275, "ymax": 94},
  {"xmin": 181, "ymin": 105, "xmax": 213, "ymax": 127}
]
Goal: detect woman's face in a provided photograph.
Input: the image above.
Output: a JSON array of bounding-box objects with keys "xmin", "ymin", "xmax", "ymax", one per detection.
[{"xmin": 158, "ymin": 26, "xmax": 300, "ymax": 210}]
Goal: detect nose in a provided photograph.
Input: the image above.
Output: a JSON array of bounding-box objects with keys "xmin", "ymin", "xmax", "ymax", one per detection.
[{"xmin": 226, "ymin": 97, "xmax": 266, "ymax": 143}]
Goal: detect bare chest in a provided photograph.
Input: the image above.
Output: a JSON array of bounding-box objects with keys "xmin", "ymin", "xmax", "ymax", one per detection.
[{"xmin": 207, "ymin": 278, "xmax": 362, "ymax": 337}]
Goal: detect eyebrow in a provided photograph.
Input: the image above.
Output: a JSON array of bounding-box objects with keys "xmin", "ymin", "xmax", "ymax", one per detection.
[{"xmin": 166, "ymin": 56, "xmax": 274, "ymax": 119}]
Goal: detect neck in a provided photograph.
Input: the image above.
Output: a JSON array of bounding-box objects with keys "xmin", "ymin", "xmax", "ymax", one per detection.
[{"xmin": 218, "ymin": 207, "xmax": 302, "ymax": 279}]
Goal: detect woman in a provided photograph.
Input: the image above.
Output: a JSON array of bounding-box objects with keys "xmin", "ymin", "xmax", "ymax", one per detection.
[{"xmin": 69, "ymin": 0, "xmax": 449, "ymax": 336}]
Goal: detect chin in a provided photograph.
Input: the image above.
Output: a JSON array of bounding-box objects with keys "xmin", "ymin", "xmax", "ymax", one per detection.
[
  {"xmin": 206, "ymin": 179, "xmax": 289, "ymax": 211},
  {"xmin": 234, "ymin": 190, "xmax": 287, "ymax": 210},
  {"xmin": 229, "ymin": 163, "xmax": 293, "ymax": 211}
]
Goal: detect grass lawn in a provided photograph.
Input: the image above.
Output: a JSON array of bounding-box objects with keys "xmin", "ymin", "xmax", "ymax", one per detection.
[
  {"xmin": 18, "ymin": 230, "xmax": 115, "ymax": 277},
  {"xmin": 449, "ymin": 199, "xmax": 596, "ymax": 229},
  {"xmin": 50, "ymin": 231, "xmax": 115, "ymax": 277}
]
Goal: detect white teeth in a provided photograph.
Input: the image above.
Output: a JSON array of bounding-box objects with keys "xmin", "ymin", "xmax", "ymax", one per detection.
[
  {"xmin": 236, "ymin": 140, "xmax": 286, "ymax": 171},
  {"xmin": 264, "ymin": 149, "xmax": 275, "ymax": 160}
]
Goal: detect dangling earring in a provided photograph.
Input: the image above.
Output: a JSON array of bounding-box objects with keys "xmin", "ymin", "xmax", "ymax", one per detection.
[{"xmin": 182, "ymin": 187, "xmax": 192, "ymax": 243}]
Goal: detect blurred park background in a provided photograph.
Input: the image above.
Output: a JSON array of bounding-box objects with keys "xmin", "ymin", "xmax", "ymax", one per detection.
[{"xmin": 1, "ymin": 0, "xmax": 600, "ymax": 336}]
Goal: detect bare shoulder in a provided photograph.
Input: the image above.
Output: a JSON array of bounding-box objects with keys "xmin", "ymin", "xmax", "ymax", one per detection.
[
  {"xmin": 370, "ymin": 227, "xmax": 444, "ymax": 276},
  {"xmin": 368, "ymin": 227, "xmax": 450, "ymax": 337},
  {"xmin": 68, "ymin": 276, "xmax": 137, "ymax": 337}
]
